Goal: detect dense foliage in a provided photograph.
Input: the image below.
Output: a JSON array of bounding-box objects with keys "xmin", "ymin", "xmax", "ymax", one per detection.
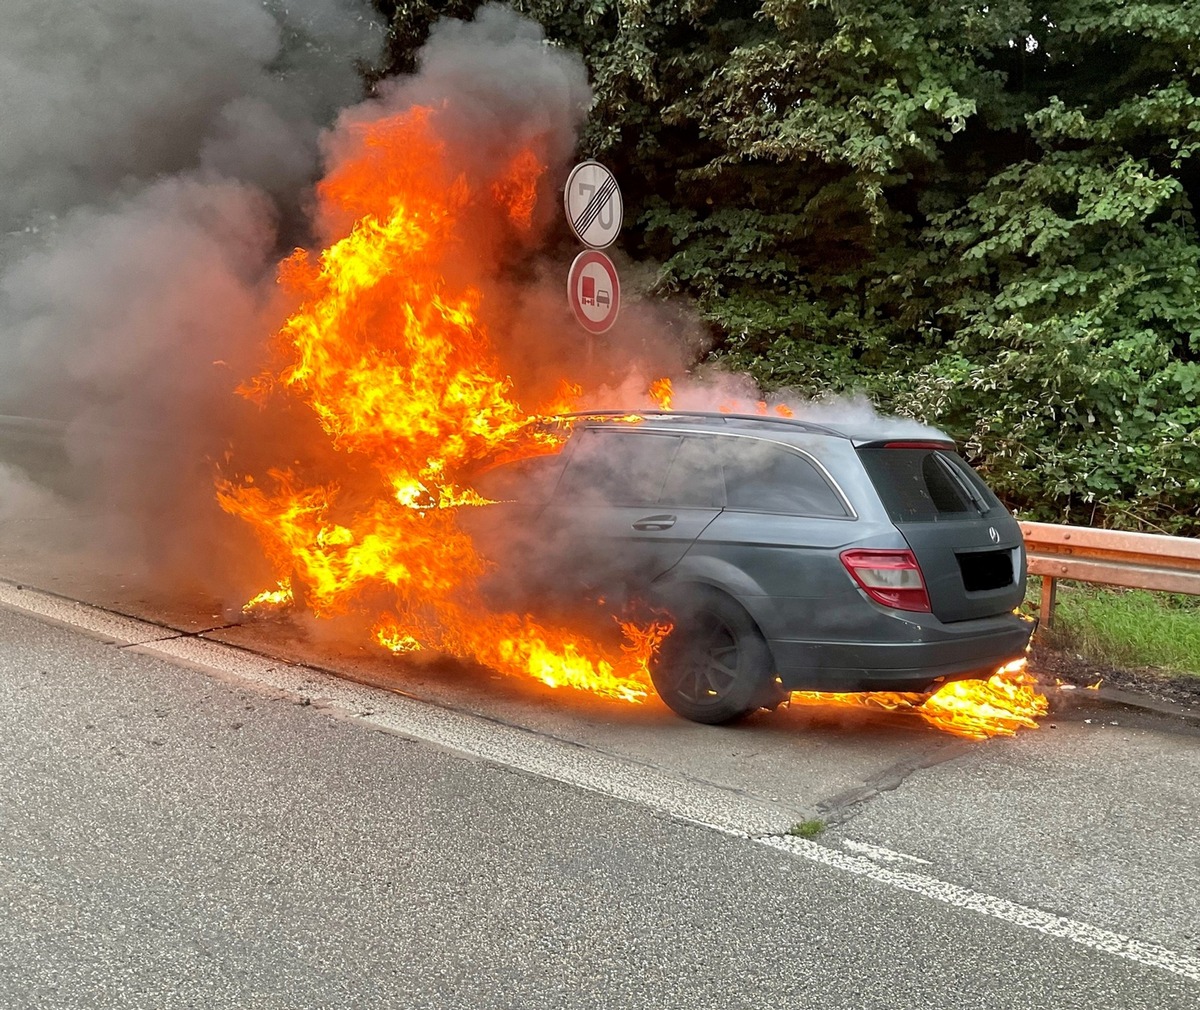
[{"xmin": 372, "ymin": 2, "xmax": 1200, "ymax": 533}]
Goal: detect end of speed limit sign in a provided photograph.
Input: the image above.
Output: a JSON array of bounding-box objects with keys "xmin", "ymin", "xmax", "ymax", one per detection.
[{"xmin": 563, "ymin": 161, "xmax": 623, "ymax": 249}]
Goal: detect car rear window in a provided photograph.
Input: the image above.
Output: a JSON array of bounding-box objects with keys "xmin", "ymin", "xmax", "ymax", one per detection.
[
  {"xmin": 858, "ymin": 446, "xmax": 1002, "ymax": 522},
  {"xmin": 722, "ymin": 439, "xmax": 848, "ymax": 517}
]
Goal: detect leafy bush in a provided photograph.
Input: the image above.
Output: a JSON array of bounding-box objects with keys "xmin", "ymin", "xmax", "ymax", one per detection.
[{"xmin": 374, "ymin": 1, "xmax": 1200, "ymax": 532}]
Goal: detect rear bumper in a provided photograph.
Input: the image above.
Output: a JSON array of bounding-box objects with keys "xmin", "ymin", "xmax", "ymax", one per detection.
[{"xmin": 766, "ymin": 611, "xmax": 1034, "ymax": 693}]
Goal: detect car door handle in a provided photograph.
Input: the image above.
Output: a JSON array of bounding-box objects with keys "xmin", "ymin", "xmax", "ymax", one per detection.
[{"xmin": 632, "ymin": 514, "xmax": 676, "ymax": 531}]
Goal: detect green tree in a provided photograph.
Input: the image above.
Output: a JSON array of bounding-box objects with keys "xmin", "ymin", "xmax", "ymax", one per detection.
[{"xmin": 371, "ymin": 2, "xmax": 1200, "ymax": 531}]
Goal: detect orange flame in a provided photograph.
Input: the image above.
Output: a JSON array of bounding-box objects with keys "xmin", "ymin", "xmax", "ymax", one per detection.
[
  {"xmin": 788, "ymin": 659, "xmax": 1048, "ymax": 739},
  {"xmin": 491, "ymin": 149, "xmax": 543, "ymax": 232},
  {"xmin": 648, "ymin": 377, "xmax": 673, "ymax": 410},
  {"xmin": 219, "ymin": 105, "xmax": 661, "ymax": 702}
]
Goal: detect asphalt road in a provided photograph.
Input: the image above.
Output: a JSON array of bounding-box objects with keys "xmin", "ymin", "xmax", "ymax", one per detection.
[
  {"xmin": 2, "ymin": 424, "xmax": 1199, "ymax": 1006},
  {"xmin": 2, "ymin": 602, "xmax": 1198, "ymax": 1008}
]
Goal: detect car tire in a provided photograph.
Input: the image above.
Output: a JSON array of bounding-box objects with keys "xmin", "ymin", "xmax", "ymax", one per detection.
[{"xmin": 649, "ymin": 587, "xmax": 781, "ymax": 724}]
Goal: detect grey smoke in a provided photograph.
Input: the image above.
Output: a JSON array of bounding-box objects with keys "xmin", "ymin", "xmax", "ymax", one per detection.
[
  {"xmin": 0, "ymin": 0, "xmax": 385, "ymax": 588},
  {"xmin": 0, "ymin": 0, "xmax": 381, "ymax": 224},
  {"xmin": 316, "ymin": 4, "xmax": 591, "ymax": 244},
  {"xmin": 0, "ymin": 0, "xmax": 912, "ymax": 622},
  {"xmin": 309, "ymin": 5, "xmax": 703, "ymax": 416}
]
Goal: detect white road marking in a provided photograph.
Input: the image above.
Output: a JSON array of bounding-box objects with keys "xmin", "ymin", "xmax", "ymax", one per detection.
[
  {"xmin": 3, "ymin": 579, "xmax": 1199, "ymax": 983},
  {"xmin": 764, "ymin": 835, "xmax": 1200, "ymax": 982},
  {"xmin": 0, "ymin": 581, "xmax": 790, "ymax": 837},
  {"xmin": 843, "ymin": 839, "xmax": 933, "ymax": 866}
]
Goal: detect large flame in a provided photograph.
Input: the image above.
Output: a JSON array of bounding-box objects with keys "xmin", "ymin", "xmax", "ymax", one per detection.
[
  {"xmin": 218, "ymin": 105, "xmax": 660, "ymax": 702},
  {"xmin": 219, "ymin": 100, "xmax": 1046, "ymax": 739}
]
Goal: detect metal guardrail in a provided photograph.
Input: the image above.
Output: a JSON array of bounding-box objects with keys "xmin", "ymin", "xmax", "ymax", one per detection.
[{"xmin": 1020, "ymin": 521, "xmax": 1200, "ymax": 627}]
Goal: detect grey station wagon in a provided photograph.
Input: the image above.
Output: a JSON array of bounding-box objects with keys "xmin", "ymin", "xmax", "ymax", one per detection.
[{"xmin": 470, "ymin": 411, "xmax": 1034, "ymax": 724}]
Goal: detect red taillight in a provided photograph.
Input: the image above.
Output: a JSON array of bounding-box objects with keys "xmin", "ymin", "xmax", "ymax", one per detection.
[{"xmin": 840, "ymin": 549, "xmax": 931, "ymax": 612}]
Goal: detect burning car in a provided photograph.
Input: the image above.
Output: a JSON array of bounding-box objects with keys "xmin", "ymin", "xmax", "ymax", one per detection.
[
  {"xmin": 215, "ymin": 93, "xmax": 1041, "ymax": 733},
  {"xmin": 470, "ymin": 410, "xmax": 1034, "ymax": 724}
]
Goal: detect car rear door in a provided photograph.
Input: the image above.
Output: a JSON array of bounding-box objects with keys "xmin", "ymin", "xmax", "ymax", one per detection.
[
  {"xmin": 856, "ymin": 442, "xmax": 1026, "ymax": 622},
  {"xmin": 685, "ymin": 434, "xmax": 865, "ymax": 608},
  {"xmin": 541, "ymin": 427, "xmax": 722, "ymax": 589}
]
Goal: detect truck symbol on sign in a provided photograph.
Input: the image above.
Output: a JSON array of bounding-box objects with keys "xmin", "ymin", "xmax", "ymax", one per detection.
[{"xmin": 581, "ymin": 276, "xmax": 610, "ymax": 307}]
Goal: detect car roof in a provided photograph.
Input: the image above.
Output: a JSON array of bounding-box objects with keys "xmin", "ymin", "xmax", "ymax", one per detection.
[{"xmin": 557, "ymin": 410, "xmax": 954, "ymax": 447}]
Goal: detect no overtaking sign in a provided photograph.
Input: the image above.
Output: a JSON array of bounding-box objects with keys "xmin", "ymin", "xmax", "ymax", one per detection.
[{"xmin": 567, "ymin": 250, "xmax": 620, "ymax": 335}]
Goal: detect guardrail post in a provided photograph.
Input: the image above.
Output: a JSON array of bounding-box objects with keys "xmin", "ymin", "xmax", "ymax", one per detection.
[{"xmin": 1039, "ymin": 576, "xmax": 1057, "ymax": 629}]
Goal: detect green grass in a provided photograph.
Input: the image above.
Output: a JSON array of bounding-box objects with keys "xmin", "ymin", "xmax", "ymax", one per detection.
[
  {"xmin": 787, "ymin": 819, "xmax": 826, "ymax": 839},
  {"xmin": 1028, "ymin": 582, "xmax": 1200, "ymax": 678}
]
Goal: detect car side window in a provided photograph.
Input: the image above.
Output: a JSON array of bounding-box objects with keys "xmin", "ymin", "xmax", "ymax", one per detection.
[
  {"xmin": 556, "ymin": 429, "xmax": 680, "ymax": 505},
  {"xmin": 473, "ymin": 453, "xmax": 567, "ymax": 505},
  {"xmin": 722, "ymin": 440, "xmax": 847, "ymax": 517},
  {"xmin": 658, "ymin": 435, "xmax": 725, "ymax": 508}
]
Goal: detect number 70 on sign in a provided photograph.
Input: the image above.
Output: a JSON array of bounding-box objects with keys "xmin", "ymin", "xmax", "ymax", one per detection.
[{"xmin": 563, "ymin": 160, "xmax": 623, "ymax": 250}]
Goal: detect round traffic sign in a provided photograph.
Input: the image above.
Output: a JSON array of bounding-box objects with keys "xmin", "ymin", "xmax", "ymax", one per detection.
[
  {"xmin": 563, "ymin": 161, "xmax": 623, "ymax": 249},
  {"xmin": 567, "ymin": 250, "xmax": 620, "ymax": 334}
]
